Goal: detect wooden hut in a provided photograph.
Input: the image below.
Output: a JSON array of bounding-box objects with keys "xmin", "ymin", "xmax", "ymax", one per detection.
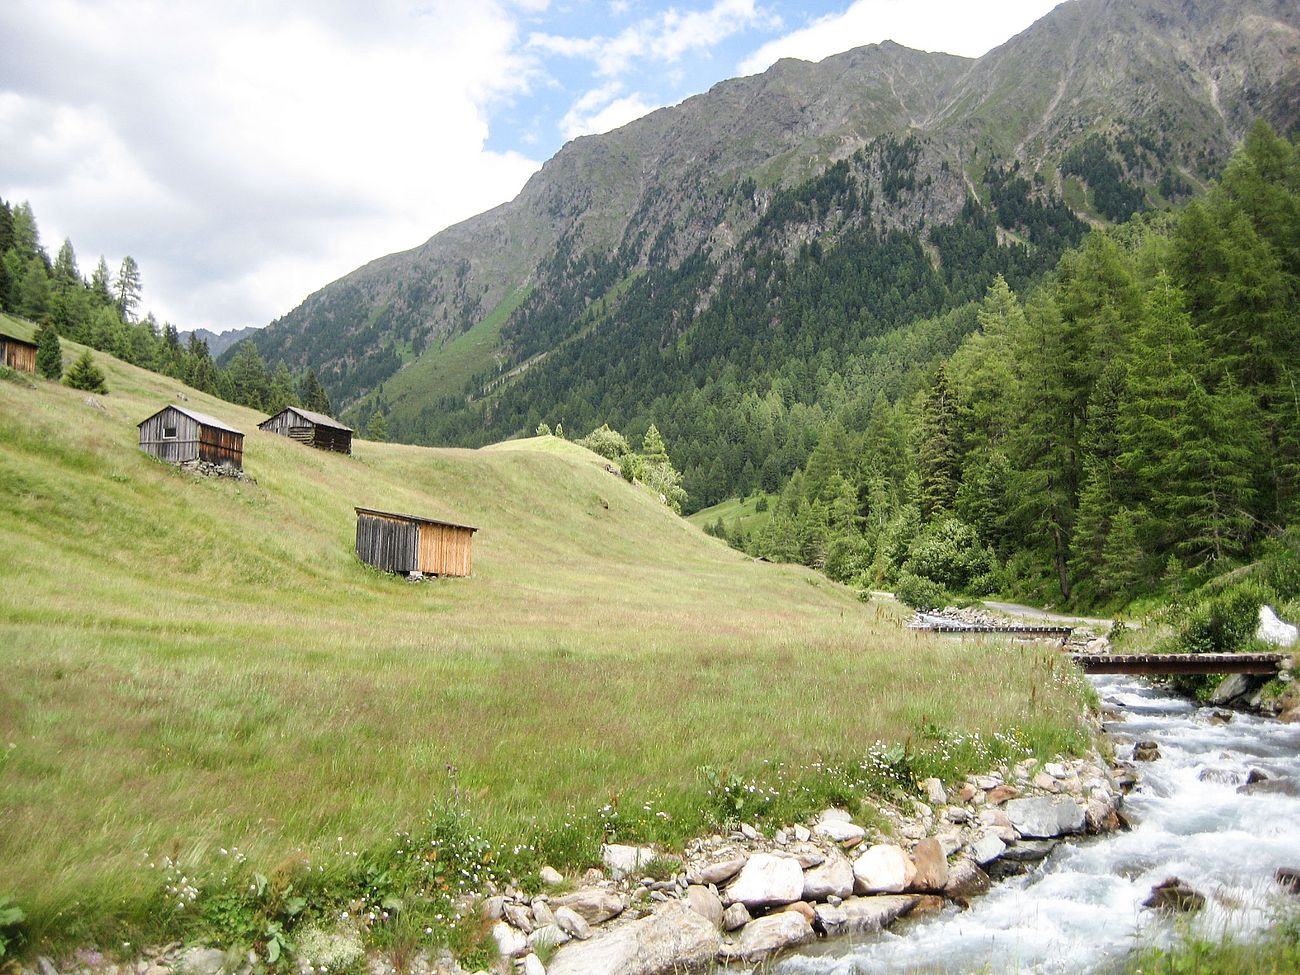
[
  {"xmin": 138, "ymin": 405, "xmax": 244, "ymax": 469},
  {"xmin": 355, "ymin": 507, "xmax": 478, "ymax": 578},
  {"xmin": 258, "ymin": 406, "xmax": 352, "ymax": 454},
  {"xmin": 0, "ymin": 332, "xmax": 37, "ymax": 374}
]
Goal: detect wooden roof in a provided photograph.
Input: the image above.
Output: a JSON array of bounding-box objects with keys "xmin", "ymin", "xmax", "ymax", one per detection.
[
  {"xmin": 138, "ymin": 404, "xmax": 244, "ymax": 436},
  {"xmin": 260, "ymin": 406, "xmax": 353, "ymax": 432},
  {"xmin": 354, "ymin": 507, "xmax": 478, "ymax": 533},
  {"xmin": 0, "ymin": 331, "xmax": 37, "ymax": 349}
]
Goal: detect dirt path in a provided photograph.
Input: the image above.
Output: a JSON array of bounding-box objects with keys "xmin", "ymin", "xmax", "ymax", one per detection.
[{"xmin": 981, "ymin": 599, "xmax": 1115, "ymax": 628}]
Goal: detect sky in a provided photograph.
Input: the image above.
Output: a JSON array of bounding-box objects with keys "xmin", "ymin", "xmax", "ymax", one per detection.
[{"xmin": 0, "ymin": 0, "xmax": 1062, "ymax": 333}]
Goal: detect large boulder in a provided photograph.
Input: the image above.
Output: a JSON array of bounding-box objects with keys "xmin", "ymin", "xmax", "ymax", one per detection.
[
  {"xmin": 969, "ymin": 832, "xmax": 1006, "ymax": 866},
  {"xmin": 813, "ymin": 895, "xmax": 918, "ymax": 937},
  {"xmin": 802, "ymin": 850, "xmax": 855, "ymax": 901},
  {"xmin": 735, "ymin": 913, "xmax": 815, "ymax": 963},
  {"xmin": 1143, "ymin": 877, "xmax": 1206, "ymax": 913},
  {"xmin": 1005, "ymin": 796, "xmax": 1085, "ymax": 838},
  {"xmin": 723, "ymin": 853, "xmax": 804, "ymax": 908},
  {"xmin": 602, "ymin": 844, "xmax": 658, "ymax": 879},
  {"xmin": 684, "ymin": 885, "xmax": 724, "ymax": 928},
  {"xmin": 552, "ymin": 889, "xmax": 626, "ymax": 925},
  {"xmin": 814, "ymin": 819, "xmax": 866, "ymax": 844},
  {"xmin": 943, "ymin": 859, "xmax": 990, "ymax": 902},
  {"xmin": 554, "ymin": 906, "xmax": 593, "ymax": 941},
  {"xmin": 1209, "ymin": 674, "xmax": 1258, "ymax": 707},
  {"xmin": 547, "ymin": 901, "xmax": 723, "ymax": 975},
  {"xmin": 909, "ymin": 838, "xmax": 949, "ymax": 892},
  {"xmin": 852, "ymin": 844, "xmax": 916, "ymax": 894}
]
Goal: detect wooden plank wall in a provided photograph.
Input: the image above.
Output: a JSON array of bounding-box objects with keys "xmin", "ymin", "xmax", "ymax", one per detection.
[
  {"xmin": 309, "ymin": 425, "xmax": 352, "ymax": 455},
  {"xmin": 418, "ymin": 523, "xmax": 474, "ymax": 577},
  {"xmin": 198, "ymin": 426, "xmax": 244, "ymax": 468},
  {"xmin": 262, "ymin": 411, "xmax": 352, "ymax": 454},
  {"xmin": 356, "ymin": 512, "xmax": 419, "ymax": 573},
  {"xmin": 138, "ymin": 408, "xmax": 201, "ymax": 464},
  {"xmin": 1, "ymin": 338, "xmax": 37, "ymax": 374}
]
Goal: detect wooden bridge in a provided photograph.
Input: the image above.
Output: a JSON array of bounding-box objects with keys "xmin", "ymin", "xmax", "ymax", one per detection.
[
  {"xmin": 1069, "ymin": 652, "xmax": 1290, "ymax": 675},
  {"xmin": 925, "ymin": 624, "xmax": 1074, "ymax": 639}
]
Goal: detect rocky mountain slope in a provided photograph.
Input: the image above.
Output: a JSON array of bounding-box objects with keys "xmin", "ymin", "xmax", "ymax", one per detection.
[{"xmin": 245, "ymin": 0, "xmax": 1299, "ymax": 432}]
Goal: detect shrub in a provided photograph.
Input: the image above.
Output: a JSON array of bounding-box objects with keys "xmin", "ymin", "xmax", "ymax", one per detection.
[
  {"xmin": 902, "ymin": 517, "xmax": 997, "ymax": 594},
  {"xmin": 1175, "ymin": 580, "xmax": 1273, "ymax": 654},
  {"xmin": 754, "ymin": 495, "xmax": 769, "ymax": 512},
  {"xmin": 577, "ymin": 424, "xmax": 631, "ymax": 461},
  {"xmin": 895, "ymin": 571, "xmax": 948, "ymax": 611}
]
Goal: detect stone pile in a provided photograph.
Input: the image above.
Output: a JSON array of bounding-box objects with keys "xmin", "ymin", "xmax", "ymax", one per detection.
[
  {"xmin": 488, "ymin": 754, "xmax": 1124, "ymax": 975},
  {"xmin": 180, "ymin": 459, "xmax": 252, "ymax": 482}
]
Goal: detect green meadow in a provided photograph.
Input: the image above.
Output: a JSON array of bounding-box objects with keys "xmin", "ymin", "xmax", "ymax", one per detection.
[{"xmin": 0, "ymin": 326, "xmax": 1089, "ymax": 949}]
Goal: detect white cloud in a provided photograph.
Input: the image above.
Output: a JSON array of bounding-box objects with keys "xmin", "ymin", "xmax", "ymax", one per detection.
[
  {"xmin": 531, "ymin": 0, "xmax": 778, "ymax": 77},
  {"xmin": 560, "ymin": 86, "xmax": 660, "ymax": 139},
  {"xmin": 739, "ymin": 0, "xmax": 1062, "ymax": 75},
  {"xmin": 0, "ymin": 0, "xmax": 545, "ymax": 331}
]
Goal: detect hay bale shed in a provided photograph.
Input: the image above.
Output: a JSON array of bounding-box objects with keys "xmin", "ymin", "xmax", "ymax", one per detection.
[
  {"xmin": 259, "ymin": 406, "xmax": 352, "ymax": 454},
  {"xmin": 355, "ymin": 507, "xmax": 478, "ymax": 578},
  {"xmin": 0, "ymin": 332, "xmax": 37, "ymax": 374},
  {"xmin": 138, "ymin": 405, "xmax": 244, "ymax": 468}
]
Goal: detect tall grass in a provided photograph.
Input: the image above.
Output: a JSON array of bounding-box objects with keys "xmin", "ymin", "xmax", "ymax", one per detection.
[{"xmin": 0, "ymin": 335, "xmax": 1091, "ymax": 951}]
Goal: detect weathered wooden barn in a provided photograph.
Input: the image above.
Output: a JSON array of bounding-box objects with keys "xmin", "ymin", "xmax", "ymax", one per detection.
[
  {"xmin": 138, "ymin": 405, "xmax": 245, "ymax": 468},
  {"xmin": 258, "ymin": 406, "xmax": 353, "ymax": 454},
  {"xmin": 0, "ymin": 332, "xmax": 37, "ymax": 374},
  {"xmin": 355, "ymin": 507, "xmax": 478, "ymax": 578}
]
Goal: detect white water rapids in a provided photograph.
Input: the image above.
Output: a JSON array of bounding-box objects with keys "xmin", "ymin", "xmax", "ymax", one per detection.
[{"xmin": 766, "ymin": 676, "xmax": 1300, "ymax": 974}]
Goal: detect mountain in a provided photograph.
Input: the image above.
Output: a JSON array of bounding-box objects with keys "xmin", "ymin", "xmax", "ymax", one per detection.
[
  {"xmin": 180, "ymin": 324, "xmax": 260, "ymax": 359},
  {"xmin": 244, "ymin": 0, "xmax": 1300, "ymax": 508}
]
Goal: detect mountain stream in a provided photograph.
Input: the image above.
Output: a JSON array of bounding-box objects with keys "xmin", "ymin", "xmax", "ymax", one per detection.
[{"xmin": 764, "ymin": 675, "xmax": 1300, "ymax": 974}]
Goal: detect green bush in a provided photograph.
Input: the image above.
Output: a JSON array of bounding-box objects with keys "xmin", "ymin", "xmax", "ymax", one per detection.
[
  {"xmin": 902, "ymin": 517, "xmax": 997, "ymax": 594},
  {"xmin": 577, "ymin": 424, "xmax": 631, "ymax": 461},
  {"xmin": 1175, "ymin": 580, "xmax": 1273, "ymax": 654},
  {"xmin": 895, "ymin": 571, "xmax": 948, "ymax": 611},
  {"xmin": 63, "ymin": 350, "xmax": 107, "ymax": 394}
]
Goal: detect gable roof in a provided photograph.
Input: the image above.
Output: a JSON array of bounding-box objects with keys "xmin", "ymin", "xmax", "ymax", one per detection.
[
  {"xmin": 138, "ymin": 404, "xmax": 244, "ymax": 436},
  {"xmin": 260, "ymin": 406, "xmax": 353, "ymax": 432},
  {"xmin": 354, "ymin": 507, "xmax": 478, "ymax": 533}
]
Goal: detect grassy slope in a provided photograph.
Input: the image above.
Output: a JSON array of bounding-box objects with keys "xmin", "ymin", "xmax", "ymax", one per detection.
[
  {"xmin": 0, "ymin": 329, "xmax": 1086, "ymax": 934},
  {"xmin": 353, "ymin": 286, "xmax": 531, "ymax": 430},
  {"xmin": 686, "ymin": 495, "xmax": 774, "ymax": 535}
]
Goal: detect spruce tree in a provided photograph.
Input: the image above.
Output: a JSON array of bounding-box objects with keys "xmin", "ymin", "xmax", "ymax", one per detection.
[
  {"xmin": 63, "ymin": 349, "xmax": 106, "ymax": 393},
  {"xmin": 915, "ymin": 363, "xmax": 960, "ymax": 519},
  {"xmin": 114, "ymin": 256, "xmax": 142, "ymax": 321},
  {"xmin": 34, "ymin": 322, "xmax": 63, "ymax": 380}
]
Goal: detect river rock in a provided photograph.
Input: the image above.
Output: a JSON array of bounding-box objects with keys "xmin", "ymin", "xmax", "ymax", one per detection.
[
  {"xmin": 1198, "ymin": 766, "xmax": 1242, "ymax": 785},
  {"xmin": 775, "ymin": 900, "xmax": 817, "ymax": 923},
  {"xmin": 1238, "ymin": 777, "xmax": 1300, "ymax": 797},
  {"xmin": 529, "ymin": 924, "xmax": 569, "ymax": 953},
  {"xmin": 1132, "ymin": 740, "xmax": 1160, "ymax": 761},
  {"xmin": 492, "ymin": 921, "xmax": 529, "ymax": 958},
  {"xmin": 483, "ymin": 895, "xmax": 506, "ymax": 920},
  {"xmin": 909, "ymin": 838, "xmax": 949, "ymax": 892},
  {"xmin": 521, "ymin": 953, "xmax": 546, "ymax": 975},
  {"xmin": 970, "ymin": 831, "xmax": 1007, "ymax": 866},
  {"xmin": 943, "ymin": 859, "xmax": 991, "ymax": 902},
  {"xmin": 546, "ymin": 901, "xmax": 723, "ymax": 975},
  {"xmin": 504, "ymin": 904, "xmax": 534, "ymax": 933},
  {"xmin": 1086, "ymin": 796, "xmax": 1121, "ymax": 833},
  {"xmin": 178, "ymin": 949, "xmax": 227, "ymax": 975},
  {"xmin": 553, "ymin": 889, "xmax": 626, "ymax": 925},
  {"xmin": 1275, "ymin": 867, "xmax": 1300, "ymax": 893},
  {"xmin": 1257, "ymin": 606, "xmax": 1298, "ymax": 647},
  {"xmin": 723, "ymin": 853, "xmax": 804, "ymax": 908},
  {"xmin": 602, "ymin": 844, "xmax": 657, "ymax": 879},
  {"xmin": 1000, "ymin": 839, "xmax": 1057, "ymax": 862},
  {"xmin": 793, "ymin": 824, "xmax": 811, "ymax": 842},
  {"xmin": 1143, "ymin": 877, "xmax": 1206, "ymax": 913},
  {"xmin": 813, "ymin": 895, "xmax": 918, "ymax": 937},
  {"xmin": 819, "ymin": 807, "xmax": 853, "ymax": 823},
  {"xmin": 736, "ymin": 912, "xmax": 814, "ymax": 963},
  {"xmin": 985, "ymin": 785, "xmax": 1018, "ymax": 805},
  {"xmin": 814, "ymin": 818, "xmax": 866, "ymax": 844},
  {"xmin": 540, "ymin": 866, "xmax": 564, "ymax": 886},
  {"xmin": 686, "ymin": 856, "xmax": 747, "ymax": 886},
  {"xmin": 532, "ymin": 898, "xmax": 557, "ymax": 928},
  {"xmin": 554, "ymin": 906, "xmax": 592, "ymax": 941},
  {"xmin": 1211, "ymin": 674, "xmax": 1259, "ymax": 707},
  {"xmin": 852, "ymin": 844, "xmax": 916, "ymax": 894},
  {"xmin": 721, "ymin": 902, "xmax": 751, "ymax": 931},
  {"xmin": 802, "ymin": 850, "xmax": 855, "ymax": 901},
  {"xmin": 922, "ymin": 777, "xmax": 947, "ymax": 805},
  {"xmin": 1005, "ymin": 796, "xmax": 1085, "ymax": 838},
  {"xmin": 684, "ymin": 885, "xmax": 723, "ymax": 928}
]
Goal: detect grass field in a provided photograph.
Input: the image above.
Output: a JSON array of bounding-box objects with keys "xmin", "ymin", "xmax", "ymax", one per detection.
[
  {"xmin": 0, "ymin": 325, "xmax": 1091, "ymax": 952},
  {"xmin": 687, "ymin": 494, "xmax": 775, "ymax": 536}
]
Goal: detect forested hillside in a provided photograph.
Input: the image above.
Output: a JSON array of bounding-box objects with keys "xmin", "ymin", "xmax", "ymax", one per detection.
[
  {"xmin": 247, "ymin": 0, "xmax": 1299, "ymax": 484},
  {"xmin": 710, "ymin": 124, "xmax": 1299, "ymax": 609}
]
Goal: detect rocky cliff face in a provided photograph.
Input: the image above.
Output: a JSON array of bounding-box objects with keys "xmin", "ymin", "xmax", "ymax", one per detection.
[{"xmin": 247, "ymin": 0, "xmax": 1299, "ymax": 413}]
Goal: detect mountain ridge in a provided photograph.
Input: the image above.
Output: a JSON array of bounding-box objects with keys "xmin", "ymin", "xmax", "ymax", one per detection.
[{"xmin": 244, "ymin": 0, "xmax": 1299, "ymax": 438}]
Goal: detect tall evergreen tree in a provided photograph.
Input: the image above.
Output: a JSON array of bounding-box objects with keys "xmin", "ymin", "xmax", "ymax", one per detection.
[
  {"xmin": 114, "ymin": 256, "xmax": 142, "ymax": 321},
  {"xmin": 915, "ymin": 363, "xmax": 960, "ymax": 518},
  {"xmin": 34, "ymin": 321, "xmax": 63, "ymax": 380},
  {"xmin": 300, "ymin": 369, "xmax": 332, "ymax": 415}
]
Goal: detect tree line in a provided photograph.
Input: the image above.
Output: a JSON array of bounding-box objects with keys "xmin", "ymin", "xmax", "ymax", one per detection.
[
  {"xmin": 0, "ymin": 200, "xmax": 336, "ymax": 420},
  {"xmin": 723, "ymin": 122, "xmax": 1298, "ymax": 610}
]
